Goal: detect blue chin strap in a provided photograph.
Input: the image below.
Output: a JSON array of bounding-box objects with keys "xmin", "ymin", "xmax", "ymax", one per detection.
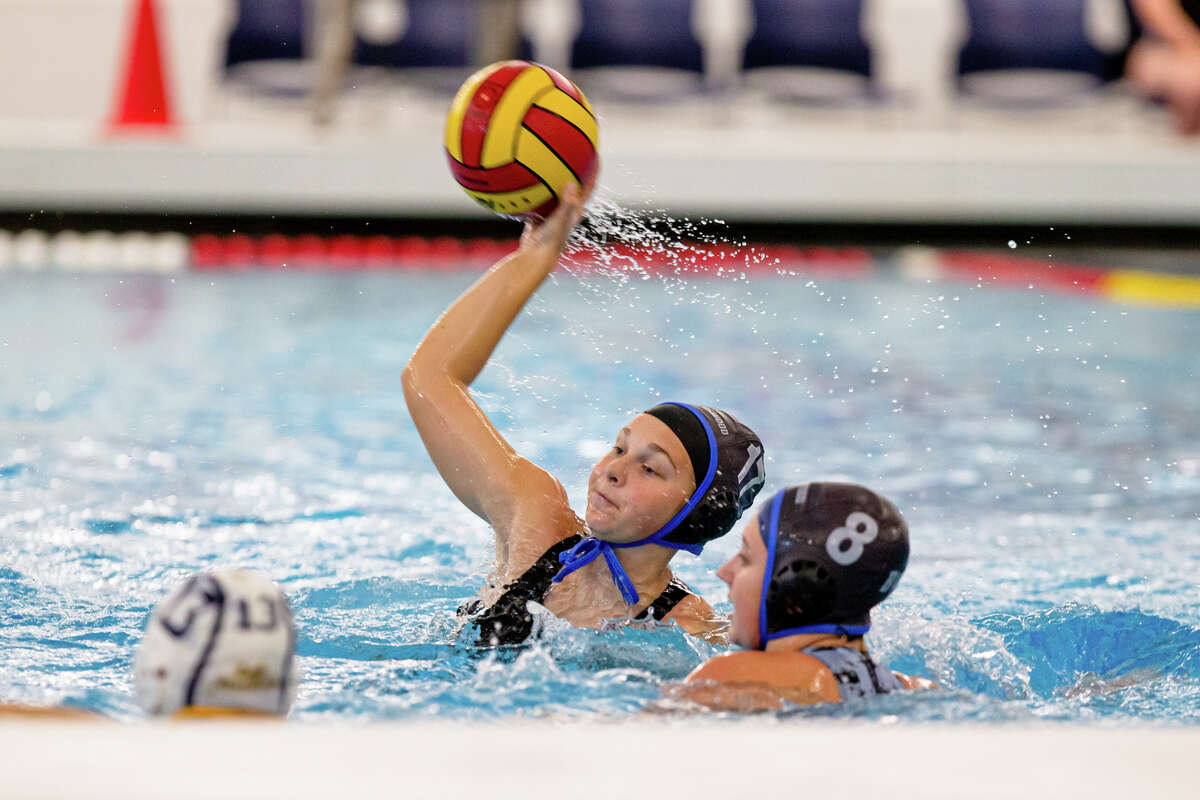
[
  {"xmin": 756, "ymin": 489, "xmax": 869, "ymax": 650},
  {"xmin": 551, "ymin": 402, "xmax": 716, "ymax": 606}
]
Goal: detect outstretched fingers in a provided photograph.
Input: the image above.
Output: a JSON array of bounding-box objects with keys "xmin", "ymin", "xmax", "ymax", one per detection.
[
  {"xmin": 520, "ymin": 161, "xmax": 598, "ymax": 255},
  {"xmin": 521, "ymin": 184, "xmax": 578, "ymax": 252}
]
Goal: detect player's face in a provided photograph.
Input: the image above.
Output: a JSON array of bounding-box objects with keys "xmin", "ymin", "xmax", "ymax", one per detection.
[
  {"xmin": 716, "ymin": 517, "xmax": 768, "ymax": 649},
  {"xmin": 586, "ymin": 414, "xmax": 696, "ymax": 543}
]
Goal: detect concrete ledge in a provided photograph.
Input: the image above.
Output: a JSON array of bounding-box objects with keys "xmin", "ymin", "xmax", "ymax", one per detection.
[{"xmin": 4, "ymin": 97, "xmax": 1200, "ymax": 225}]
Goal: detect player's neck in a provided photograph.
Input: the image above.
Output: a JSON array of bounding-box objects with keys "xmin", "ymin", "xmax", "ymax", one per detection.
[{"xmin": 764, "ymin": 633, "xmax": 867, "ymax": 653}]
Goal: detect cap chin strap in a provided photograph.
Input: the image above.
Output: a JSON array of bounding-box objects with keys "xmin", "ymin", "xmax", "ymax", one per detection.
[
  {"xmin": 552, "ymin": 402, "xmax": 717, "ymax": 605},
  {"xmin": 551, "ymin": 532, "xmax": 702, "ymax": 605}
]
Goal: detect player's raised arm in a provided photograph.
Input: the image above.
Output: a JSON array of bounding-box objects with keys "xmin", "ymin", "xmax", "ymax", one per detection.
[{"xmin": 401, "ymin": 182, "xmax": 588, "ymax": 526}]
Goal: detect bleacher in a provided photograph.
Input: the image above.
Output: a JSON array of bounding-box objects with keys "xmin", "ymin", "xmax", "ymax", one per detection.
[
  {"xmin": 221, "ymin": 0, "xmax": 1140, "ymax": 114},
  {"xmin": 0, "ymin": 0, "xmax": 1196, "ymax": 227}
]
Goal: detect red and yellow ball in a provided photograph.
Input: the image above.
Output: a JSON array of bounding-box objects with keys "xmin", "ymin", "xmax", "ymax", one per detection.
[{"xmin": 444, "ymin": 60, "xmax": 599, "ymax": 219}]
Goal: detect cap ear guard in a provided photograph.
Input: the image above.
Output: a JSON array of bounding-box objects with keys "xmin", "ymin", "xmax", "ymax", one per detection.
[
  {"xmin": 755, "ymin": 483, "xmax": 909, "ymax": 650},
  {"xmin": 638, "ymin": 402, "xmax": 718, "ymax": 552},
  {"xmin": 651, "ymin": 402, "xmax": 765, "ymax": 549}
]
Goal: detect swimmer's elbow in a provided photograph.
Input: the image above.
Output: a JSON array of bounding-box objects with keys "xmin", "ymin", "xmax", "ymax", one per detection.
[
  {"xmin": 667, "ymin": 597, "xmax": 730, "ymax": 645},
  {"xmin": 401, "ymin": 362, "xmax": 422, "ymax": 403},
  {"xmin": 401, "ymin": 360, "xmax": 419, "ymax": 390},
  {"xmin": 401, "ymin": 359, "xmax": 442, "ymax": 398}
]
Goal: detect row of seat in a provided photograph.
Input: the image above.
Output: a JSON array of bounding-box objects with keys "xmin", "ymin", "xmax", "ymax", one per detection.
[{"xmin": 224, "ymin": 0, "xmax": 1140, "ymax": 107}]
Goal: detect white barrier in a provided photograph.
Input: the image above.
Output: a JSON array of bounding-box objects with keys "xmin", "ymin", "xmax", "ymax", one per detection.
[
  {"xmin": 0, "ymin": 0, "xmax": 230, "ymax": 126},
  {"xmin": 2, "ymin": 719, "xmax": 1197, "ymax": 799},
  {"xmin": 0, "ymin": 0, "xmax": 1195, "ymax": 224}
]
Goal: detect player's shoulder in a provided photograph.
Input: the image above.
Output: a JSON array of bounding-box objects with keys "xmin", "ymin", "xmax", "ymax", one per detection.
[
  {"xmin": 686, "ymin": 649, "xmax": 835, "ymax": 687},
  {"xmin": 664, "ymin": 590, "xmax": 713, "ymax": 622},
  {"xmin": 685, "ymin": 650, "xmax": 762, "ymax": 683}
]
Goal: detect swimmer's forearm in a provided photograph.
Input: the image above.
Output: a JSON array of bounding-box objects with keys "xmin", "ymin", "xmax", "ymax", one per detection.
[
  {"xmin": 399, "ymin": 247, "xmax": 557, "ymax": 522},
  {"xmin": 406, "ymin": 246, "xmax": 560, "ymax": 386},
  {"xmin": 404, "ymin": 183, "xmax": 585, "ymax": 387}
]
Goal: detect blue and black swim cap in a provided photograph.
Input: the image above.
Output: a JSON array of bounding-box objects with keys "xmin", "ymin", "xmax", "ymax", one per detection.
[
  {"xmin": 553, "ymin": 402, "xmax": 765, "ymax": 604},
  {"xmin": 756, "ymin": 483, "xmax": 908, "ymax": 648},
  {"xmin": 642, "ymin": 402, "xmax": 765, "ymax": 549}
]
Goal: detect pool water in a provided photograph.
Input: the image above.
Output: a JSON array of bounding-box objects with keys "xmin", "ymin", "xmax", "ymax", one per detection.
[{"xmin": 2, "ymin": 249, "xmax": 1198, "ymax": 723}]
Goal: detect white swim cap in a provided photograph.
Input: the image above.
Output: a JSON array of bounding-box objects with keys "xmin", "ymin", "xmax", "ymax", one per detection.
[{"xmin": 133, "ymin": 569, "xmax": 298, "ymax": 716}]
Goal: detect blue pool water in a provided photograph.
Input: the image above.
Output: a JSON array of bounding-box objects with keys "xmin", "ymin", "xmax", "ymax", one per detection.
[{"xmin": 1, "ymin": 246, "xmax": 1198, "ymax": 723}]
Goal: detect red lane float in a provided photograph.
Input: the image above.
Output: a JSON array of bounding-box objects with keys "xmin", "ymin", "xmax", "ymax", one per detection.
[
  {"xmin": 936, "ymin": 251, "xmax": 1107, "ymax": 294},
  {"xmin": 184, "ymin": 234, "xmax": 876, "ymax": 276}
]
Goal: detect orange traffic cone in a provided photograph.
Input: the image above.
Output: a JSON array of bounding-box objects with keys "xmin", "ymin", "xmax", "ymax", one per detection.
[{"xmin": 109, "ymin": 0, "xmax": 176, "ymax": 133}]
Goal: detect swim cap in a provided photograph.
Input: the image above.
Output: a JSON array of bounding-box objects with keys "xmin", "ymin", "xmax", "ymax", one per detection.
[
  {"xmin": 642, "ymin": 403, "xmax": 765, "ymax": 549},
  {"xmin": 553, "ymin": 402, "xmax": 765, "ymax": 604},
  {"xmin": 133, "ymin": 569, "xmax": 298, "ymax": 716},
  {"xmin": 757, "ymin": 483, "xmax": 908, "ymax": 649}
]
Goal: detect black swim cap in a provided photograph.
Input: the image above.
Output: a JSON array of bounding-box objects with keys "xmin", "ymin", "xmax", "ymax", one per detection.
[
  {"xmin": 644, "ymin": 403, "xmax": 765, "ymax": 550},
  {"xmin": 756, "ymin": 483, "xmax": 908, "ymax": 648}
]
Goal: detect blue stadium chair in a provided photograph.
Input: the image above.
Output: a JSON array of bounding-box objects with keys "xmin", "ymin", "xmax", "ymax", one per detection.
[
  {"xmin": 742, "ymin": 0, "xmax": 876, "ymax": 105},
  {"xmin": 956, "ymin": 0, "xmax": 1132, "ymax": 106},
  {"xmin": 353, "ymin": 0, "xmax": 473, "ymax": 71},
  {"xmin": 572, "ymin": 0, "xmax": 703, "ymax": 72},
  {"xmin": 745, "ymin": 0, "xmax": 870, "ymax": 77},
  {"xmin": 223, "ymin": 0, "xmax": 313, "ymax": 97},
  {"xmin": 351, "ymin": 0, "xmax": 499, "ymax": 96},
  {"xmin": 568, "ymin": 0, "xmax": 707, "ymax": 101},
  {"xmin": 225, "ymin": 0, "xmax": 309, "ymax": 70}
]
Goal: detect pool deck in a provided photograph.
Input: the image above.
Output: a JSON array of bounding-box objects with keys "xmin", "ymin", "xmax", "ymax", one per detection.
[
  {"xmin": 4, "ymin": 95, "xmax": 1200, "ymax": 226},
  {"xmin": 2, "ymin": 719, "xmax": 1196, "ymax": 799}
]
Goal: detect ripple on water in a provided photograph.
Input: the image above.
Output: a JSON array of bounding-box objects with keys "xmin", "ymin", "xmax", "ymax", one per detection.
[
  {"xmin": 296, "ymin": 574, "xmax": 473, "ymax": 610},
  {"xmin": 976, "ymin": 604, "xmax": 1200, "ymax": 697},
  {"xmin": 3, "ymin": 270, "xmax": 1199, "ymax": 722}
]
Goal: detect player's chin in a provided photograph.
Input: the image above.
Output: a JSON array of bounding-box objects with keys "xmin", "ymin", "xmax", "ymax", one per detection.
[
  {"xmin": 584, "ymin": 505, "xmax": 611, "ymax": 533},
  {"xmin": 728, "ymin": 615, "xmax": 751, "ymax": 649}
]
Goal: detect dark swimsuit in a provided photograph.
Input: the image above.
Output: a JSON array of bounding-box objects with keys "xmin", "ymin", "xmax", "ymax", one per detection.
[
  {"xmin": 459, "ymin": 533, "xmax": 694, "ymax": 646},
  {"xmin": 801, "ymin": 646, "xmax": 905, "ymax": 700}
]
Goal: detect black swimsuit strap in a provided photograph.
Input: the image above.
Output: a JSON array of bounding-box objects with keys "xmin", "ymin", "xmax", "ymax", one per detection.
[
  {"xmin": 466, "ymin": 536, "xmax": 695, "ymax": 646},
  {"xmin": 462, "ymin": 533, "xmax": 585, "ymax": 646},
  {"xmin": 512, "ymin": 533, "xmax": 586, "ymax": 601},
  {"xmin": 860, "ymin": 650, "xmax": 886, "ymax": 694},
  {"xmin": 633, "ymin": 576, "xmax": 692, "ymax": 622}
]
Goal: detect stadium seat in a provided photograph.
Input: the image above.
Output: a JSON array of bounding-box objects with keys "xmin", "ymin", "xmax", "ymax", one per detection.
[
  {"xmin": 223, "ymin": 0, "xmax": 313, "ymax": 97},
  {"xmin": 351, "ymin": 0, "xmax": 480, "ymax": 94},
  {"xmin": 955, "ymin": 0, "xmax": 1133, "ymax": 106},
  {"xmin": 742, "ymin": 0, "xmax": 877, "ymax": 105},
  {"xmin": 353, "ymin": 0, "xmax": 472, "ymax": 70},
  {"xmin": 567, "ymin": 0, "xmax": 708, "ymax": 101}
]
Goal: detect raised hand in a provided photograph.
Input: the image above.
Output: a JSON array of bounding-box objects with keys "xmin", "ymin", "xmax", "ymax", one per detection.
[{"xmin": 519, "ymin": 167, "xmax": 598, "ymax": 256}]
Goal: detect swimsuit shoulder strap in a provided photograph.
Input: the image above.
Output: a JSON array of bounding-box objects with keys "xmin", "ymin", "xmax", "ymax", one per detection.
[
  {"xmin": 460, "ymin": 533, "xmax": 587, "ymax": 647},
  {"xmin": 801, "ymin": 646, "xmax": 906, "ymax": 700},
  {"xmin": 503, "ymin": 532, "xmax": 587, "ymax": 603},
  {"xmin": 634, "ymin": 575, "xmax": 692, "ymax": 622}
]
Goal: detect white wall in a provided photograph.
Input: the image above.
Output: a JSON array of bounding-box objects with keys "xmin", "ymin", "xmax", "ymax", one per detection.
[
  {"xmin": 0, "ymin": 0, "xmax": 1196, "ymax": 225},
  {"xmin": 0, "ymin": 0, "xmax": 231, "ymax": 125}
]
